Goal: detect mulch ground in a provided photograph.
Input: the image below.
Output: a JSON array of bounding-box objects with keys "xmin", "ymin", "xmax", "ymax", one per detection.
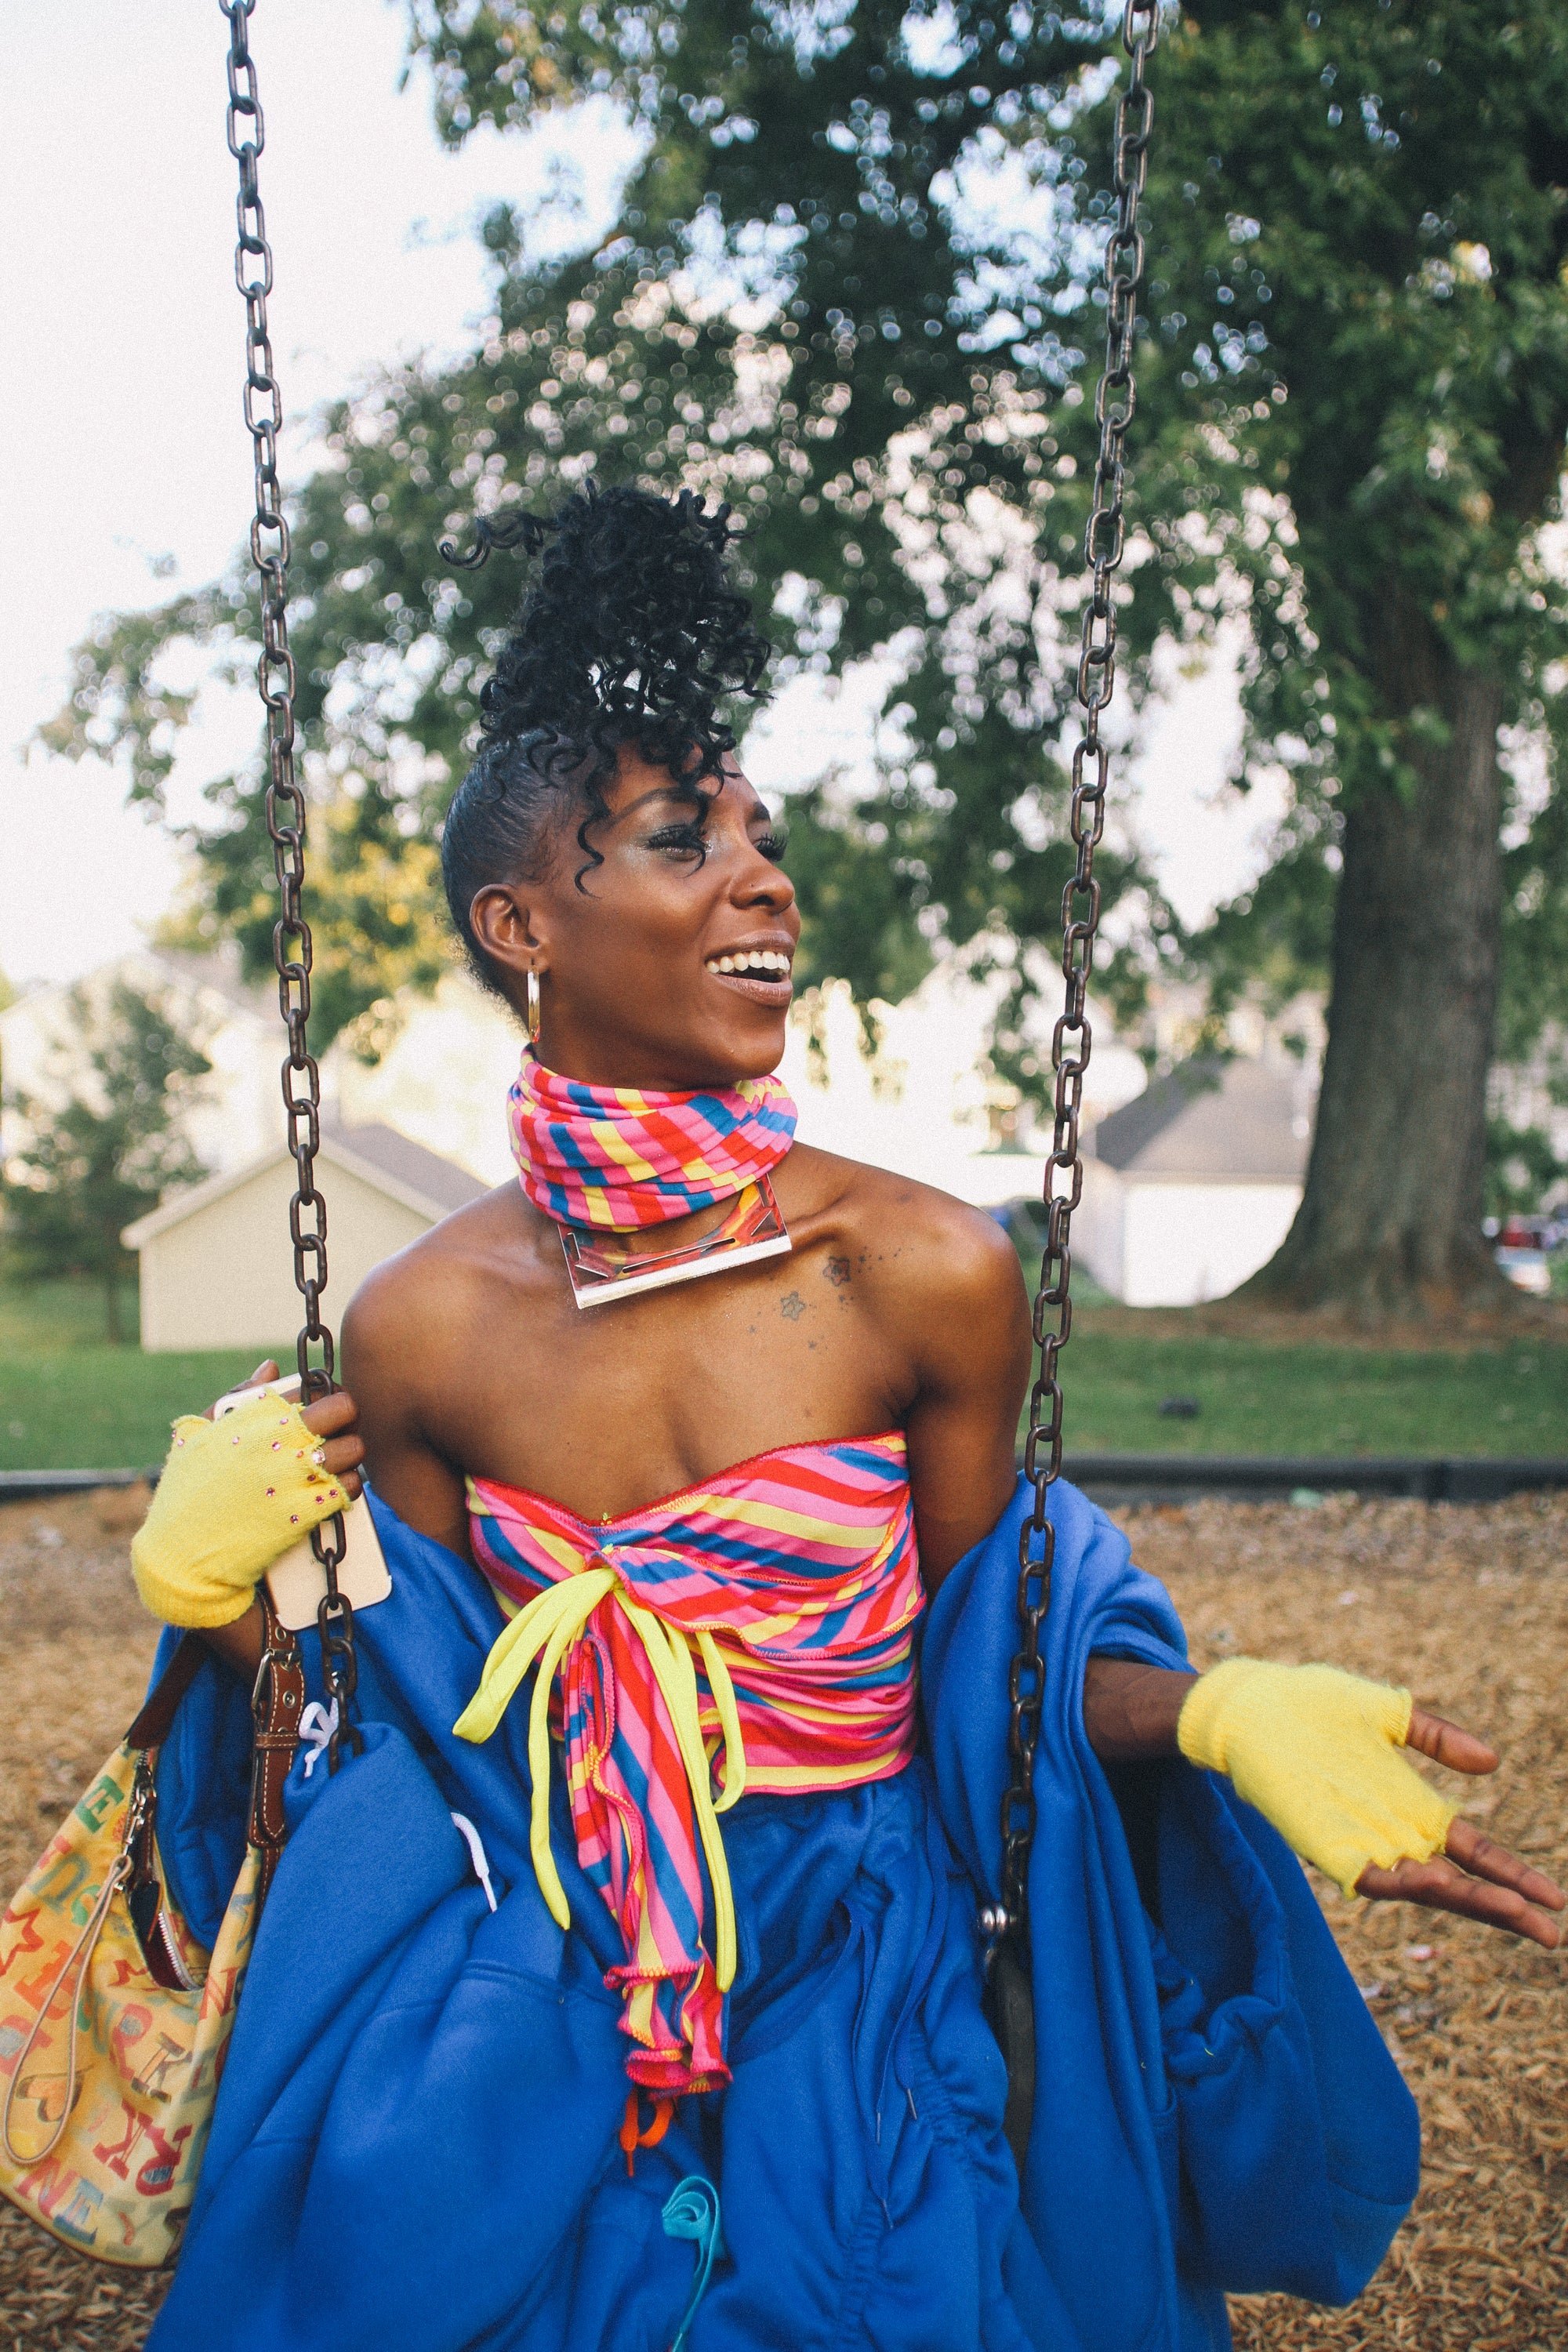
[{"xmin": 0, "ymin": 1487, "xmax": 1563, "ymax": 2350}]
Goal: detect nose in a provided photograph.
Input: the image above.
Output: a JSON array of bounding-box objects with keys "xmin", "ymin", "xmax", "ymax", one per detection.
[
  {"xmin": 732, "ymin": 841, "xmax": 796, "ymax": 915},
  {"xmin": 712, "ymin": 769, "xmax": 798, "ymax": 920}
]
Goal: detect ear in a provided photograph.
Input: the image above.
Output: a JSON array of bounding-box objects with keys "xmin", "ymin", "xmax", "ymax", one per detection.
[{"xmin": 469, "ymin": 884, "xmax": 550, "ymax": 986}]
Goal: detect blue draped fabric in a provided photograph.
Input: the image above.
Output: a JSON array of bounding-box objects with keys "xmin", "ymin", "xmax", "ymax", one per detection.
[{"xmin": 144, "ymin": 1477, "xmax": 1417, "ymax": 2351}]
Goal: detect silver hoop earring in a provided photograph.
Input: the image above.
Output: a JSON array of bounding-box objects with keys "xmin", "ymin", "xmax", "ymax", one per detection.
[{"xmin": 526, "ymin": 967, "xmax": 543, "ymax": 1043}]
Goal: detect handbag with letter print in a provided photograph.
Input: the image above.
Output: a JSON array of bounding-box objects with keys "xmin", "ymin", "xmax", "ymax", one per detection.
[{"xmin": 0, "ymin": 1597, "xmax": 303, "ymax": 2267}]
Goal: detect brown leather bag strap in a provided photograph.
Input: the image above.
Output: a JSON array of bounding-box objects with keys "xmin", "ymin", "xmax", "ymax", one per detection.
[
  {"xmin": 120, "ymin": 1634, "xmax": 212, "ymax": 1988},
  {"xmin": 122, "ymin": 1594, "xmax": 307, "ymax": 1922},
  {"xmin": 125, "ymin": 1631, "xmax": 208, "ymax": 1752},
  {"xmin": 249, "ymin": 1584, "xmax": 306, "ymax": 1904}
]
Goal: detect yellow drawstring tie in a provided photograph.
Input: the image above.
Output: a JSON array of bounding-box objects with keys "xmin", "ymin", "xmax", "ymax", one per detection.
[{"xmin": 452, "ymin": 1562, "xmax": 747, "ymax": 1990}]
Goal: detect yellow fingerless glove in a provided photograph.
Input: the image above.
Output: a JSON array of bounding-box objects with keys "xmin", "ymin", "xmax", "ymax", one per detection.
[
  {"xmin": 130, "ymin": 1394, "xmax": 349, "ymax": 1628},
  {"xmin": 1176, "ymin": 1656, "xmax": 1455, "ymax": 1897}
]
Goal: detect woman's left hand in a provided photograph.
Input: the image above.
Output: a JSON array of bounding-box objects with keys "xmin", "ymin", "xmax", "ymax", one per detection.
[
  {"xmin": 1356, "ymin": 1707, "xmax": 1565, "ymax": 1949},
  {"xmin": 1107, "ymin": 1656, "xmax": 1566, "ymax": 1948}
]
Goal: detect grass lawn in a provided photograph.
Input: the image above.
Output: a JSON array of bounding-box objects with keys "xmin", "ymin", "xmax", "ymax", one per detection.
[
  {"xmin": 1, "ymin": 1277, "xmax": 1565, "ymax": 1472},
  {"xmin": 0, "ymin": 1280, "xmax": 285, "ymax": 1472},
  {"xmin": 1052, "ymin": 1321, "xmax": 1568, "ymax": 1457}
]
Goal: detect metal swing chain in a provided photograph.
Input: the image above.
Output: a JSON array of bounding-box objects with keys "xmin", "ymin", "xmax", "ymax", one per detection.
[
  {"xmin": 987, "ymin": 0, "xmax": 1160, "ymax": 1962},
  {"xmin": 220, "ymin": 0, "xmax": 360, "ymax": 1768}
]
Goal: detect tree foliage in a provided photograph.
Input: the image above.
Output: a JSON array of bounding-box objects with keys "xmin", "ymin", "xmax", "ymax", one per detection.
[
  {"xmin": 45, "ymin": 1, "xmax": 1568, "ymax": 1115},
  {"xmin": 1485, "ymin": 1112, "xmax": 1566, "ymax": 1221},
  {"xmin": 2, "ymin": 985, "xmax": 212, "ymax": 1341}
]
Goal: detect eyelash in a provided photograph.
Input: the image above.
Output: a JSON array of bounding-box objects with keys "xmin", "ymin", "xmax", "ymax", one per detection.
[
  {"xmin": 647, "ymin": 826, "xmax": 789, "ymax": 865},
  {"xmin": 648, "ymin": 824, "xmax": 708, "ymax": 858}
]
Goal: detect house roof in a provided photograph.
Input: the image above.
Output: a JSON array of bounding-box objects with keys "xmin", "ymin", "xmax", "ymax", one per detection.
[
  {"xmin": 122, "ymin": 1121, "xmax": 490, "ymax": 1247},
  {"xmin": 321, "ymin": 1120, "xmax": 492, "ymax": 1216},
  {"xmin": 1091, "ymin": 1055, "xmax": 1312, "ymax": 1181}
]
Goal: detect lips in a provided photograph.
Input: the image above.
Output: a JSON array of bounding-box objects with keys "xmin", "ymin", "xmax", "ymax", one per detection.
[
  {"xmin": 710, "ymin": 970, "xmax": 793, "ymax": 1004},
  {"xmin": 705, "ymin": 944, "xmax": 794, "ymax": 1004}
]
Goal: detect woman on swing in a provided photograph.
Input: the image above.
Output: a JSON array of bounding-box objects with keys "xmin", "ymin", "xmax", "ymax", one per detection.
[{"xmin": 132, "ymin": 487, "xmax": 1559, "ymax": 2352}]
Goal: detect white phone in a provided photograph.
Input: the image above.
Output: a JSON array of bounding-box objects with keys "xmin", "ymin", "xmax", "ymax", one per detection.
[{"xmin": 212, "ymin": 1374, "xmax": 392, "ymax": 1632}]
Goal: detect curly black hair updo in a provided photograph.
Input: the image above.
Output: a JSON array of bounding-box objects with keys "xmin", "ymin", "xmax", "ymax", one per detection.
[{"xmin": 438, "ymin": 483, "xmax": 773, "ymax": 997}]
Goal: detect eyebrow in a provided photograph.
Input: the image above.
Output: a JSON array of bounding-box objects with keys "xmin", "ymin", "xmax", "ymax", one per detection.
[
  {"xmin": 610, "ymin": 778, "xmax": 774, "ymax": 829},
  {"xmin": 609, "ymin": 786, "xmax": 702, "ymax": 824}
]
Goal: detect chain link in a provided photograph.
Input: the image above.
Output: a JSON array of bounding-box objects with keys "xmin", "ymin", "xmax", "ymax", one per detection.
[
  {"xmin": 991, "ymin": 0, "xmax": 1160, "ymax": 1958},
  {"xmin": 220, "ymin": 0, "xmax": 359, "ymax": 1769}
]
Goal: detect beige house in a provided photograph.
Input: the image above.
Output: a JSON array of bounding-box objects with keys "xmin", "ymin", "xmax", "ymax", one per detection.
[{"xmin": 122, "ymin": 1122, "xmax": 489, "ymax": 1352}]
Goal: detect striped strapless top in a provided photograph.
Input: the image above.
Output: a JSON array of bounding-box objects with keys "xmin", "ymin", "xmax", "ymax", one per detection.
[{"xmin": 453, "ymin": 1432, "xmax": 924, "ymax": 2096}]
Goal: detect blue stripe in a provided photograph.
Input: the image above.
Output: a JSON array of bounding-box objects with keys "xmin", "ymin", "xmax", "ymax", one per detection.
[{"xmin": 605, "ymin": 1722, "xmax": 706, "ymax": 1954}]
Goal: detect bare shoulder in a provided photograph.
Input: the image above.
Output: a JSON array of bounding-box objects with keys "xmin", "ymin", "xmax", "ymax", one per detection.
[
  {"xmin": 341, "ymin": 1184, "xmax": 534, "ymax": 1388},
  {"xmin": 787, "ymin": 1144, "xmax": 1029, "ymax": 1322},
  {"xmin": 784, "ymin": 1144, "xmax": 1030, "ymax": 1436}
]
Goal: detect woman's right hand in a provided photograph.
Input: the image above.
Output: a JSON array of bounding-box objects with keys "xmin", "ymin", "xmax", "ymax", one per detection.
[
  {"xmin": 209, "ymin": 1359, "xmax": 366, "ymax": 1501},
  {"xmin": 130, "ymin": 1362, "xmax": 365, "ymax": 1635},
  {"xmin": 189, "ymin": 1364, "xmax": 366, "ymax": 1681}
]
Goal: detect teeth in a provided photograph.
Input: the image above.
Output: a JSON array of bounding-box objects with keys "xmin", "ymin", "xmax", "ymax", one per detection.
[{"xmin": 709, "ymin": 950, "xmax": 792, "ymax": 978}]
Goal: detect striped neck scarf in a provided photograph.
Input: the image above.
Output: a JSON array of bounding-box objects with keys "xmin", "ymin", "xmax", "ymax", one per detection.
[{"xmin": 508, "ymin": 1051, "xmax": 797, "ymax": 1232}]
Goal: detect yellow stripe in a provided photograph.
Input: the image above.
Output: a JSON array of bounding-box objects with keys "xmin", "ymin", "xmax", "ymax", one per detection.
[
  {"xmin": 735, "ymin": 1754, "xmax": 910, "ymax": 1793},
  {"xmin": 739, "ymin": 1608, "xmax": 802, "ymax": 1639},
  {"xmin": 625, "ymin": 1978, "xmax": 658, "ymax": 2050},
  {"xmin": 534, "ymin": 1526, "xmax": 592, "ymax": 1581},
  {"xmin": 633, "ymin": 1896, "xmax": 665, "ymax": 1978},
  {"xmin": 591, "ymin": 1120, "xmax": 659, "ymax": 1181},
  {"xmin": 675, "ymin": 1494, "xmax": 876, "ymax": 1549}
]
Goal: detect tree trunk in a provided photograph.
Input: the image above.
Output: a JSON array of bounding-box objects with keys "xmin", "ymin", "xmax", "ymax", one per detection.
[{"xmin": 1246, "ymin": 647, "xmax": 1508, "ymax": 1319}]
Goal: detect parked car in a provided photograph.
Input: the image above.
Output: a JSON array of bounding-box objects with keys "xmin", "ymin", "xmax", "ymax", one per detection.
[{"xmin": 1495, "ymin": 1243, "xmax": 1553, "ymax": 1296}]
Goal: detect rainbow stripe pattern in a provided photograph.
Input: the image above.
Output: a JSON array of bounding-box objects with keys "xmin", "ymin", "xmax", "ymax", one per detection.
[
  {"xmin": 455, "ymin": 1432, "xmax": 923, "ymax": 2095},
  {"xmin": 507, "ymin": 1051, "xmax": 798, "ymax": 1231}
]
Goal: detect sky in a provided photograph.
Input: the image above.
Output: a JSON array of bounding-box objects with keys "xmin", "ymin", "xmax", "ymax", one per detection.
[{"xmin": 0, "ymin": 0, "xmax": 1283, "ymax": 997}]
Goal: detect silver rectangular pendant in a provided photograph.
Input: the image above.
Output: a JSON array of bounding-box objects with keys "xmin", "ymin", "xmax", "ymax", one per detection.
[{"xmin": 559, "ymin": 1175, "xmax": 792, "ymax": 1309}]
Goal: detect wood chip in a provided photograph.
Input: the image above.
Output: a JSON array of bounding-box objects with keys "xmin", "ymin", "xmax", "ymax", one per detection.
[{"xmin": 2, "ymin": 1489, "xmax": 1563, "ymax": 2343}]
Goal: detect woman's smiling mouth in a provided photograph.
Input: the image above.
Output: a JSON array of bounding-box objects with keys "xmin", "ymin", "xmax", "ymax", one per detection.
[{"xmin": 704, "ymin": 946, "xmax": 794, "ymax": 1001}]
